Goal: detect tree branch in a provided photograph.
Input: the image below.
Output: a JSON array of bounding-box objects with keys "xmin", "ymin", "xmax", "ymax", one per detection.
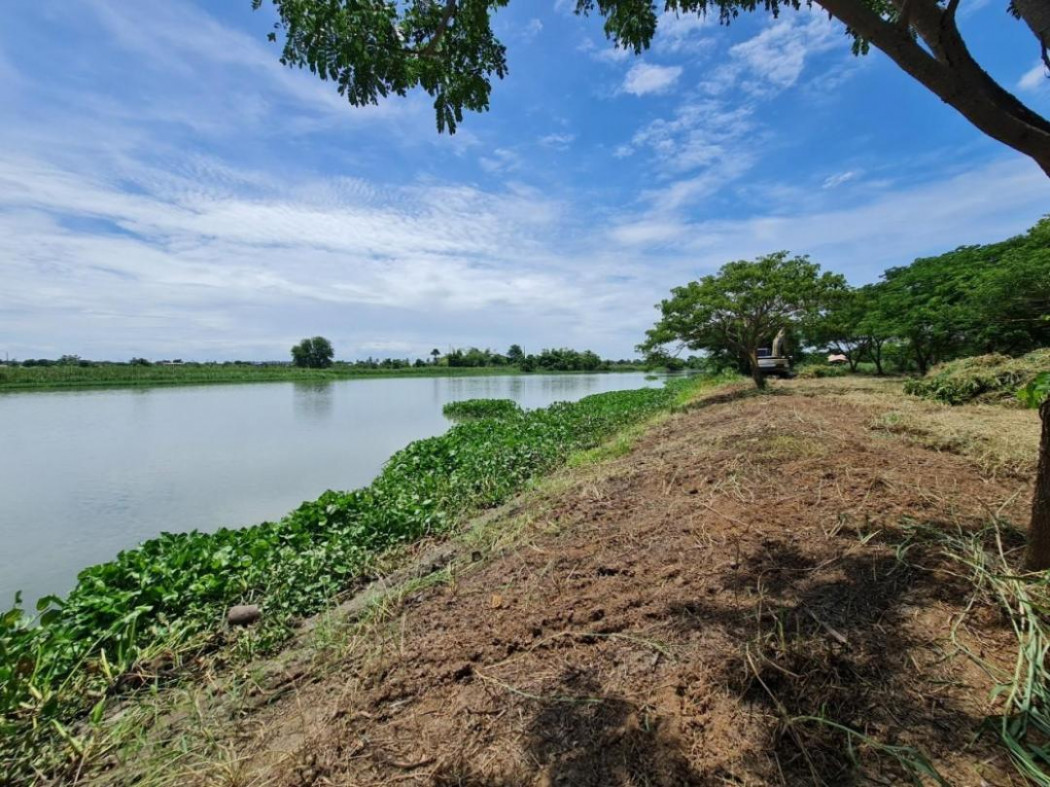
[
  {"xmin": 421, "ymin": 0, "xmax": 458, "ymax": 58},
  {"xmin": 816, "ymin": 0, "xmax": 1050, "ymax": 175}
]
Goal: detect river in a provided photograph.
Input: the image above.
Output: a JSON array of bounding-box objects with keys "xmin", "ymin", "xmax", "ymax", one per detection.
[{"xmin": 0, "ymin": 372, "xmax": 663, "ymax": 607}]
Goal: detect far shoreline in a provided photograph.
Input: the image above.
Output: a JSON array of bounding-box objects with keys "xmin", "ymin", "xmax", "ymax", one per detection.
[{"xmin": 0, "ymin": 363, "xmax": 659, "ymax": 394}]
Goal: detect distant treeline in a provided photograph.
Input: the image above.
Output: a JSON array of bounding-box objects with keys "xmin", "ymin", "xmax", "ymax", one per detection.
[
  {"xmin": 3, "ymin": 347, "xmax": 647, "ymax": 373},
  {"xmin": 0, "ymin": 346, "xmax": 677, "ymax": 391}
]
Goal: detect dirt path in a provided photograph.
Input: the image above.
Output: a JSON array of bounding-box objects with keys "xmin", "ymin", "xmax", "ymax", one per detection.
[{"xmin": 98, "ymin": 379, "xmax": 1041, "ymax": 786}]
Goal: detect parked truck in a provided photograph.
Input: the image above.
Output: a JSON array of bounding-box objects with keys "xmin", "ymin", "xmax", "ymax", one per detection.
[{"xmin": 756, "ymin": 328, "xmax": 793, "ymax": 378}]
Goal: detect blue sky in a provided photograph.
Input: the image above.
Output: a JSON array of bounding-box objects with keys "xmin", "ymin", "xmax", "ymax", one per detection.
[{"xmin": 1, "ymin": 0, "xmax": 1048, "ymax": 361}]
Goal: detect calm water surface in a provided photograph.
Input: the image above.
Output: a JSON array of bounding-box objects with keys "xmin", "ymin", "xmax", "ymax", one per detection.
[{"xmin": 0, "ymin": 373, "xmax": 661, "ymax": 606}]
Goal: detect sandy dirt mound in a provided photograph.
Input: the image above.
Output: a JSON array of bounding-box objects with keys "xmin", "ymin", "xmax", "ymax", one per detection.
[{"xmin": 191, "ymin": 381, "xmax": 1038, "ymax": 786}]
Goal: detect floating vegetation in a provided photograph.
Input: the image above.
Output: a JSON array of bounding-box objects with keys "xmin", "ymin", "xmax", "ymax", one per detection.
[{"xmin": 442, "ymin": 398, "xmax": 522, "ymax": 420}]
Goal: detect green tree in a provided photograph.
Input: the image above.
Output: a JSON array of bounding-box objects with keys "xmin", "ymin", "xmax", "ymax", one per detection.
[
  {"xmin": 290, "ymin": 336, "xmax": 335, "ymax": 368},
  {"xmin": 860, "ymin": 218, "xmax": 1050, "ymax": 374},
  {"xmin": 430, "ymin": 348, "xmax": 441, "ymax": 365},
  {"xmin": 641, "ymin": 252, "xmax": 847, "ymax": 389},
  {"xmin": 507, "ymin": 344, "xmax": 524, "ymax": 365},
  {"xmin": 255, "ymin": 0, "xmax": 1050, "ymax": 174},
  {"xmin": 804, "ymin": 287, "xmax": 870, "ymax": 372}
]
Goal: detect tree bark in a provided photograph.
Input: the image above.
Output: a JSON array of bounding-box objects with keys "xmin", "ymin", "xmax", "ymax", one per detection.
[
  {"xmin": 914, "ymin": 344, "xmax": 929, "ymax": 375},
  {"xmin": 816, "ymin": 0, "xmax": 1050, "ymax": 176},
  {"xmin": 1025, "ymin": 398, "xmax": 1050, "ymax": 571},
  {"xmin": 749, "ymin": 352, "xmax": 766, "ymax": 390},
  {"xmin": 868, "ymin": 340, "xmax": 885, "ymax": 375}
]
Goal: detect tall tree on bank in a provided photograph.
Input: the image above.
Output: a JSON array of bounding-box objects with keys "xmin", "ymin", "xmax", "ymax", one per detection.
[
  {"xmin": 640, "ymin": 252, "xmax": 846, "ymax": 389},
  {"xmin": 291, "ymin": 336, "xmax": 335, "ymax": 368},
  {"xmin": 254, "ymin": 0, "xmax": 1050, "ymax": 175}
]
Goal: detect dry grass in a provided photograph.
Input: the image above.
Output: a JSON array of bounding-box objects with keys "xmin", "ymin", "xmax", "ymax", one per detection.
[{"xmin": 792, "ymin": 376, "xmax": 1041, "ymax": 477}]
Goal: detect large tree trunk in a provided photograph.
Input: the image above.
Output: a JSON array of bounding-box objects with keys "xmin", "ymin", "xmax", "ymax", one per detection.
[
  {"xmin": 749, "ymin": 352, "xmax": 766, "ymax": 390},
  {"xmin": 816, "ymin": 0, "xmax": 1050, "ymax": 177},
  {"xmin": 870, "ymin": 341, "xmax": 885, "ymax": 376},
  {"xmin": 913, "ymin": 344, "xmax": 929, "ymax": 376},
  {"xmin": 1026, "ymin": 399, "xmax": 1050, "ymax": 571}
]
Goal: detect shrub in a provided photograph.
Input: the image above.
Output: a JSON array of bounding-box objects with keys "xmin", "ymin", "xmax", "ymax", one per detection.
[{"xmin": 903, "ymin": 349, "xmax": 1050, "ymax": 405}]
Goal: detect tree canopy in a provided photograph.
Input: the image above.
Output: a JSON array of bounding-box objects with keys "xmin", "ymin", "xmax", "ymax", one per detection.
[
  {"xmin": 641, "ymin": 251, "xmax": 846, "ymax": 388},
  {"xmin": 291, "ymin": 336, "xmax": 335, "ymax": 368},
  {"xmin": 864, "ymin": 217, "xmax": 1050, "ymax": 373},
  {"xmin": 255, "ymin": 0, "xmax": 1050, "ymax": 174}
]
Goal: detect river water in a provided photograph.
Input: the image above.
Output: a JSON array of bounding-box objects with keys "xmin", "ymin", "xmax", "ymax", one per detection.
[{"xmin": 0, "ymin": 373, "xmax": 662, "ymax": 607}]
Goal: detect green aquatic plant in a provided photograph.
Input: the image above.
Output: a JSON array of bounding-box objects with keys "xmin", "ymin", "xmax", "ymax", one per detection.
[{"xmin": 442, "ymin": 398, "xmax": 522, "ymax": 420}]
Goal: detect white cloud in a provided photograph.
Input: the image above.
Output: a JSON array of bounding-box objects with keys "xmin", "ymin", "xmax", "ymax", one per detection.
[
  {"xmin": 522, "ymin": 18, "xmax": 543, "ymax": 42},
  {"xmin": 539, "ymin": 132, "xmax": 576, "ymax": 150},
  {"xmin": 822, "ymin": 170, "xmax": 857, "ymax": 189},
  {"xmin": 479, "ymin": 148, "xmax": 522, "ymax": 173},
  {"xmin": 614, "ymin": 11, "xmax": 853, "ymax": 207},
  {"xmin": 1019, "ymin": 61, "xmax": 1049, "ymax": 91},
  {"xmin": 624, "ymin": 100, "xmax": 755, "ymax": 178},
  {"xmin": 622, "ymin": 63, "xmax": 683, "ymax": 96},
  {"xmin": 610, "ymin": 158, "xmax": 1049, "ymax": 282},
  {"xmin": 689, "ymin": 12, "xmax": 843, "ymax": 99},
  {"xmin": 654, "ymin": 11, "xmax": 711, "ymax": 54},
  {"xmin": 578, "ymin": 36, "xmax": 634, "ymax": 64}
]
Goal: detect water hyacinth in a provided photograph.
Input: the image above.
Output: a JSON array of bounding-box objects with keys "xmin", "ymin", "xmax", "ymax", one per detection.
[{"xmin": 442, "ymin": 398, "xmax": 522, "ymax": 420}]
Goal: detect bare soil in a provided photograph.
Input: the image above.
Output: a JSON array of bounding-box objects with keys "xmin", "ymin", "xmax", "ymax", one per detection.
[{"xmin": 94, "ymin": 378, "xmax": 1042, "ymax": 787}]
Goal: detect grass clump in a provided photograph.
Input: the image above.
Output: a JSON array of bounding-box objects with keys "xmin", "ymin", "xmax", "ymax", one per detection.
[
  {"xmin": 0, "ymin": 375, "xmax": 711, "ymax": 782},
  {"xmin": 442, "ymin": 398, "xmax": 522, "ymax": 421},
  {"xmin": 898, "ymin": 523, "xmax": 1050, "ymax": 784},
  {"xmin": 903, "ymin": 349, "xmax": 1050, "ymax": 405}
]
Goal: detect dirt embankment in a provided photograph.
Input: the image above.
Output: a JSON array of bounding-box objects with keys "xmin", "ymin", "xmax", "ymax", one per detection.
[{"xmin": 95, "ymin": 378, "xmax": 1041, "ymax": 787}]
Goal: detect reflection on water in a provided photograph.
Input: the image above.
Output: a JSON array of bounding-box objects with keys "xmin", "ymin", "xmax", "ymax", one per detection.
[
  {"xmin": 293, "ymin": 380, "xmax": 334, "ymax": 421},
  {"xmin": 0, "ymin": 373, "xmax": 661, "ymax": 606}
]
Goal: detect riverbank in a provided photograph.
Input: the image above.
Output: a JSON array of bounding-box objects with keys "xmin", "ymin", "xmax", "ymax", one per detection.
[
  {"xmin": 0, "ymin": 363, "xmax": 651, "ymax": 393},
  {"xmin": 55, "ymin": 375, "xmax": 1046, "ymax": 787},
  {"xmin": 0, "ymin": 374, "xmax": 713, "ymax": 782}
]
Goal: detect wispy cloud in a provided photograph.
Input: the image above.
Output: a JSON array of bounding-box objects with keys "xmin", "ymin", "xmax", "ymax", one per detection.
[
  {"xmin": 479, "ymin": 148, "xmax": 523, "ymax": 173},
  {"xmin": 521, "ymin": 18, "xmax": 544, "ymax": 42},
  {"xmin": 653, "ymin": 11, "xmax": 711, "ymax": 54},
  {"xmin": 822, "ymin": 170, "xmax": 858, "ymax": 189},
  {"xmin": 1019, "ymin": 60, "xmax": 1049, "ymax": 91},
  {"xmin": 539, "ymin": 132, "xmax": 576, "ymax": 150}
]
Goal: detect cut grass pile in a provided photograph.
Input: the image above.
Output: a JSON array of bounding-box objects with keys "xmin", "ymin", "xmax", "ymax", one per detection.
[{"xmin": 904, "ymin": 349, "xmax": 1050, "ymax": 405}]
